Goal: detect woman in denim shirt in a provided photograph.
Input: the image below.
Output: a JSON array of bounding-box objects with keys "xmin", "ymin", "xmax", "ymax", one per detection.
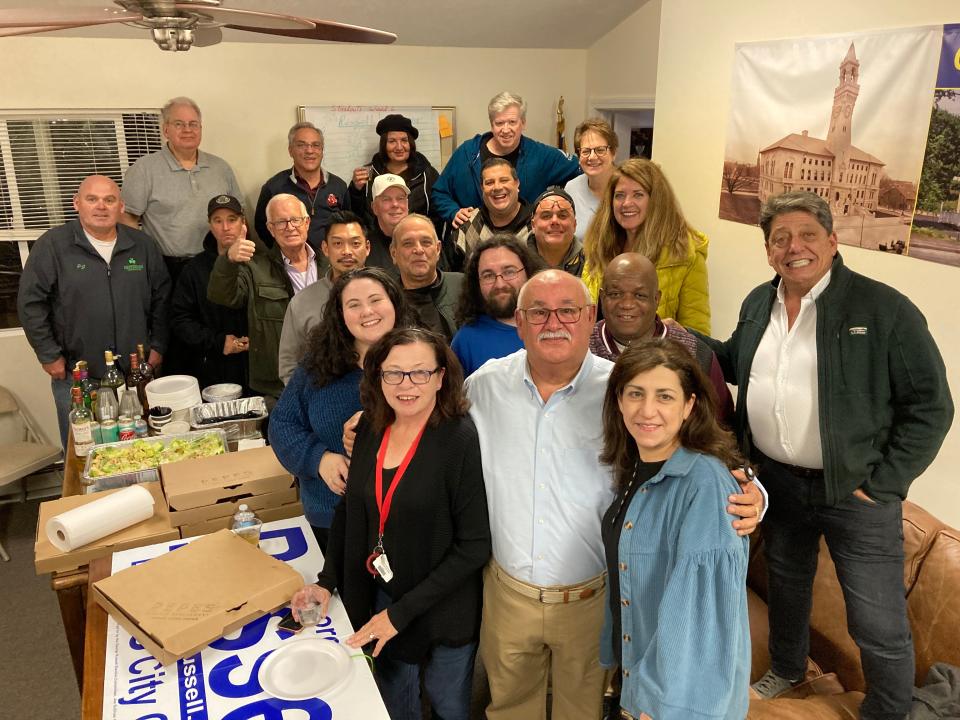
[{"xmin": 599, "ymin": 339, "xmax": 750, "ymax": 720}]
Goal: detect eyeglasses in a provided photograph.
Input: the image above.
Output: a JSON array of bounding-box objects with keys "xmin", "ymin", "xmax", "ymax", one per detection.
[
  {"xmin": 578, "ymin": 145, "xmax": 610, "ymax": 159},
  {"xmin": 169, "ymin": 121, "xmax": 201, "ymax": 131},
  {"xmin": 520, "ymin": 306, "xmax": 584, "ymax": 325},
  {"xmin": 380, "ymin": 368, "xmax": 441, "ymax": 385},
  {"xmin": 268, "ymin": 217, "xmax": 308, "ymax": 229},
  {"xmin": 293, "ymin": 141, "xmax": 323, "ymax": 151},
  {"xmin": 478, "ymin": 267, "xmax": 524, "ymax": 285}
]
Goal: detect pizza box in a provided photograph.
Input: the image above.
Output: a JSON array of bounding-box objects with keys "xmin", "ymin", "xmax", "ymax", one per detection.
[{"xmin": 91, "ymin": 529, "xmax": 302, "ymax": 666}]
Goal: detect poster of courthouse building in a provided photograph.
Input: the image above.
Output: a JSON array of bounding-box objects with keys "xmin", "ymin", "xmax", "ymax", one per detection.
[{"xmin": 719, "ymin": 26, "xmax": 950, "ymax": 262}]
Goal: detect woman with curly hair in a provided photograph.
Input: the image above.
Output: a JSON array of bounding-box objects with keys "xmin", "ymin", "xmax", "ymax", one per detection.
[
  {"xmin": 582, "ymin": 158, "xmax": 711, "ymax": 333},
  {"xmin": 269, "ymin": 267, "xmax": 418, "ymax": 550},
  {"xmin": 599, "ymin": 338, "xmax": 749, "ymax": 720}
]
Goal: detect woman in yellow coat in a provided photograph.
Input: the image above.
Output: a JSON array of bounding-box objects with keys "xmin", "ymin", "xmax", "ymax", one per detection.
[{"xmin": 583, "ymin": 158, "xmax": 710, "ymax": 334}]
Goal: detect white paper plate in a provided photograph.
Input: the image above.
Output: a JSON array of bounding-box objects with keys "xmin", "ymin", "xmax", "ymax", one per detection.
[{"xmin": 259, "ymin": 637, "xmax": 355, "ymax": 700}]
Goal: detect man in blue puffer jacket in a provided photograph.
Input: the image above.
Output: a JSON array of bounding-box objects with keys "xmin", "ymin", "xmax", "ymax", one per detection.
[{"xmin": 432, "ymin": 91, "xmax": 581, "ymax": 229}]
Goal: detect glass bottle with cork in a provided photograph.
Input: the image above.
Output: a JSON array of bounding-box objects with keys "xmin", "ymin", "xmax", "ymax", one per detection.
[{"xmin": 100, "ymin": 350, "xmax": 125, "ymax": 405}]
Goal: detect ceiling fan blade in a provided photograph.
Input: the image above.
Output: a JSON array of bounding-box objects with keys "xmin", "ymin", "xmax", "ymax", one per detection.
[
  {"xmin": 0, "ymin": 7, "xmax": 140, "ymax": 28},
  {"xmin": 225, "ymin": 18, "xmax": 396, "ymax": 45},
  {"xmin": 173, "ymin": 5, "xmax": 314, "ymax": 31},
  {"xmin": 0, "ymin": 23, "xmax": 100, "ymax": 37},
  {"xmin": 192, "ymin": 26, "xmax": 221, "ymax": 47}
]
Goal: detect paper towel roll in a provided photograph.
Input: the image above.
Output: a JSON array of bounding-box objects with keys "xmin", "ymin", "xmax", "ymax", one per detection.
[{"xmin": 46, "ymin": 484, "xmax": 156, "ymax": 552}]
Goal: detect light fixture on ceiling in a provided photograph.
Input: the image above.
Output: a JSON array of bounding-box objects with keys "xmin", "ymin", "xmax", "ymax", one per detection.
[{"xmin": 0, "ymin": 0, "xmax": 396, "ymax": 51}]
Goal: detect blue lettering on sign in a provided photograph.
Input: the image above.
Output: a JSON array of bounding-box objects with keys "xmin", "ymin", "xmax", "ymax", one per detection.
[
  {"xmin": 210, "ymin": 609, "xmax": 287, "ymax": 652},
  {"xmin": 221, "ymin": 698, "xmax": 332, "ymax": 720},
  {"xmin": 134, "ymin": 714, "xmax": 167, "ymax": 719},
  {"xmin": 260, "ymin": 527, "xmax": 308, "ymax": 562},
  {"xmin": 207, "ymin": 650, "xmax": 274, "ymax": 698},
  {"xmin": 118, "ymin": 651, "xmax": 167, "ymax": 705},
  {"xmin": 177, "ymin": 655, "xmax": 208, "ymax": 720}
]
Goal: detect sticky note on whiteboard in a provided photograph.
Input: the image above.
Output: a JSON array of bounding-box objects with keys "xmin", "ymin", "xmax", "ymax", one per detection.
[{"xmin": 438, "ymin": 115, "xmax": 453, "ymax": 138}]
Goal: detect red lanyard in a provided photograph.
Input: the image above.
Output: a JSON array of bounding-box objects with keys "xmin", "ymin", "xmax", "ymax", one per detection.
[{"xmin": 374, "ymin": 422, "xmax": 426, "ymax": 540}]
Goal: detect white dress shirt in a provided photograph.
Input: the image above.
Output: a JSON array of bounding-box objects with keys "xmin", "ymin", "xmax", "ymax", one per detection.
[
  {"xmin": 747, "ymin": 271, "xmax": 832, "ymax": 469},
  {"xmin": 465, "ymin": 349, "xmax": 616, "ymax": 587},
  {"xmin": 283, "ymin": 243, "xmax": 318, "ymax": 295}
]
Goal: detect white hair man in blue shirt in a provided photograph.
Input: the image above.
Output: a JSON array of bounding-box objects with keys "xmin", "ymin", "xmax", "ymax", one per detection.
[{"xmin": 464, "ymin": 269, "xmax": 765, "ymax": 720}]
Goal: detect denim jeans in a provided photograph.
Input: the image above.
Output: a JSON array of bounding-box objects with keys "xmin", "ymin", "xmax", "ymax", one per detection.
[
  {"xmin": 760, "ymin": 459, "xmax": 913, "ymax": 720},
  {"xmin": 51, "ymin": 376, "xmax": 73, "ymax": 450},
  {"xmin": 373, "ymin": 589, "xmax": 476, "ymax": 720}
]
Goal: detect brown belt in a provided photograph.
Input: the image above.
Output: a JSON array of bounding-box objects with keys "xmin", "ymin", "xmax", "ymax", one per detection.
[{"xmin": 490, "ymin": 561, "xmax": 605, "ymax": 604}]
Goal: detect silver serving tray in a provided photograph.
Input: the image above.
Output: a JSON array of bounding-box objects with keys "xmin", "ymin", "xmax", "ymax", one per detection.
[
  {"xmin": 82, "ymin": 428, "xmax": 228, "ymax": 493},
  {"xmin": 188, "ymin": 397, "xmax": 268, "ymax": 442}
]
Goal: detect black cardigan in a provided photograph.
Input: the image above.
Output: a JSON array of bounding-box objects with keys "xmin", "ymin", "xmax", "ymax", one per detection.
[{"xmin": 316, "ymin": 414, "xmax": 491, "ymax": 663}]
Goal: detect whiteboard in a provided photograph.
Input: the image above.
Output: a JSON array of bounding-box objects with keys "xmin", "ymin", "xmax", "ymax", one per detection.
[{"xmin": 298, "ymin": 105, "xmax": 446, "ymax": 184}]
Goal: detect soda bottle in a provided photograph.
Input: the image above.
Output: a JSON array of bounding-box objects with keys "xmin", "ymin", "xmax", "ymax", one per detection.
[
  {"xmin": 100, "ymin": 350, "xmax": 125, "ymax": 405},
  {"xmin": 120, "ymin": 377, "xmax": 143, "ymax": 420},
  {"xmin": 97, "ymin": 383, "xmax": 120, "ymax": 443},
  {"xmin": 69, "ymin": 386, "xmax": 95, "ymax": 457},
  {"xmin": 230, "ymin": 504, "xmax": 262, "ymax": 546}
]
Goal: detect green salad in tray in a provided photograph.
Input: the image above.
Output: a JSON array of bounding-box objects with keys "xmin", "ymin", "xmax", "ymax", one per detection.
[{"xmin": 87, "ymin": 433, "xmax": 224, "ymax": 478}]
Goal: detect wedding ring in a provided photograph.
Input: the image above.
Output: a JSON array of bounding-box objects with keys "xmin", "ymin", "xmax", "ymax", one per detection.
[
  {"xmin": 754, "ymin": 505, "xmax": 760, "ymax": 518},
  {"xmin": 369, "ymin": 632, "xmax": 376, "ymax": 640}
]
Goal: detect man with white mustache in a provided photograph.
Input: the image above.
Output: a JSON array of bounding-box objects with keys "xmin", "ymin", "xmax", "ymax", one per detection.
[
  {"xmin": 464, "ymin": 269, "xmax": 766, "ymax": 720},
  {"xmin": 698, "ymin": 191, "xmax": 952, "ymax": 719},
  {"xmin": 433, "ymin": 91, "xmax": 581, "ymax": 229},
  {"xmin": 454, "ymin": 158, "xmax": 533, "ymax": 256}
]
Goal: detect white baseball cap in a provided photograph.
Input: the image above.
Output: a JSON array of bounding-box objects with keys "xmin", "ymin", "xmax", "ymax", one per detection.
[{"xmin": 372, "ymin": 173, "xmax": 410, "ymax": 199}]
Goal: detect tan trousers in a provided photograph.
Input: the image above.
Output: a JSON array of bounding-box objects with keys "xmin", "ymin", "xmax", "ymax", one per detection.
[{"xmin": 480, "ymin": 563, "xmax": 607, "ymax": 720}]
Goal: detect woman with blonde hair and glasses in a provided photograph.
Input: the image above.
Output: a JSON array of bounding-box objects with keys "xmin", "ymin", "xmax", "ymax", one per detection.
[
  {"xmin": 565, "ymin": 117, "xmax": 619, "ymax": 238},
  {"xmin": 582, "ymin": 158, "xmax": 711, "ymax": 334}
]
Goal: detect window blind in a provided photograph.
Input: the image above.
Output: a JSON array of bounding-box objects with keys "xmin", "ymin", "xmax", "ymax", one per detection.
[{"xmin": 0, "ymin": 109, "xmax": 162, "ymax": 329}]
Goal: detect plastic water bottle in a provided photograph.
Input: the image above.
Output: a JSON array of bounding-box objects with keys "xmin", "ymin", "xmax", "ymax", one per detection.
[{"xmin": 231, "ymin": 504, "xmax": 262, "ymax": 546}]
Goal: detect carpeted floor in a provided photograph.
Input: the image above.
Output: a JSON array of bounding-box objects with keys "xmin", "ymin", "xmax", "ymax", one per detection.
[
  {"xmin": 0, "ymin": 497, "xmax": 491, "ymax": 719},
  {"xmin": 0, "ymin": 498, "xmax": 81, "ymax": 719}
]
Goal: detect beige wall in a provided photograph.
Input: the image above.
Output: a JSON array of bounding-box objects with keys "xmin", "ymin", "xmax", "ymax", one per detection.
[
  {"xmin": 587, "ymin": 0, "xmax": 661, "ymax": 104},
  {"xmin": 653, "ymin": 1, "xmax": 960, "ymax": 524},
  {"xmin": 1, "ymin": 36, "xmax": 587, "ymax": 447},
  {"xmin": 1, "ymin": 36, "xmax": 587, "ymax": 208}
]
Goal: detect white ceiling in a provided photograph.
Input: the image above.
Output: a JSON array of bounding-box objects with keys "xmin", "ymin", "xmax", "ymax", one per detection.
[{"xmin": 0, "ymin": 0, "xmax": 648, "ymax": 49}]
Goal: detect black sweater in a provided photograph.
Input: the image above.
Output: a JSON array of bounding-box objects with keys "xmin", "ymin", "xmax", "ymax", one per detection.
[
  {"xmin": 317, "ymin": 414, "xmax": 491, "ymax": 663},
  {"xmin": 169, "ymin": 232, "xmax": 248, "ymax": 390}
]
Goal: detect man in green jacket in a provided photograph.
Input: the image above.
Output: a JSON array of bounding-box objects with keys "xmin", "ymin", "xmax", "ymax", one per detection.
[
  {"xmin": 207, "ymin": 193, "xmax": 321, "ymax": 399},
  {"xmin": 699, "ymin": 191, "xmax": 953, "ymax": 720}
]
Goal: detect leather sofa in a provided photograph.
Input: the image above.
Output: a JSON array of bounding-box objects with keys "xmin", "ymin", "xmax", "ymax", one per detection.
[{"xmin": 746, "ymin": 501, "xmax": 960, "ymax": 718}]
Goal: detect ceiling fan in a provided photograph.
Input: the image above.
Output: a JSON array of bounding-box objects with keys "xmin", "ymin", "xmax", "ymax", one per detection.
[{"xmin": 0, "ymin": 0, "xmax": 396, "ymax": 51}]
